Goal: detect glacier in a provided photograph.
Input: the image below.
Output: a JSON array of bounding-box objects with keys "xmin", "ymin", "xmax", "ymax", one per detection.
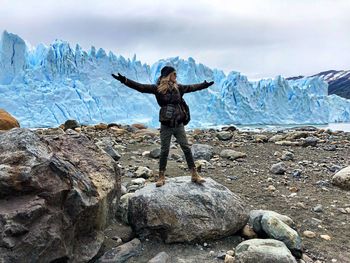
[{"xmin": 0, "ymin": 30, "xmax": 350, "ymax": 128}]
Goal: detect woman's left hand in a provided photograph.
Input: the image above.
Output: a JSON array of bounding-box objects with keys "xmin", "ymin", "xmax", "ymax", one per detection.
[{"xmin": 203, "ymin": 80, "xmax": 214, "ymax": 87}]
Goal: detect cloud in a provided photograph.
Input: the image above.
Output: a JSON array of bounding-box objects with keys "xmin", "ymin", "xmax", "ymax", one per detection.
[{"xmin": 1, "ymin": 0, "xmax": 349, "ymax": 78}]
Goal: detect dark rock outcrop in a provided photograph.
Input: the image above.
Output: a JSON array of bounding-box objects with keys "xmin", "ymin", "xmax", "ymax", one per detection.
[{"xmin": 0, "ymin": 128, "xmax": 120, "ymax": 263}]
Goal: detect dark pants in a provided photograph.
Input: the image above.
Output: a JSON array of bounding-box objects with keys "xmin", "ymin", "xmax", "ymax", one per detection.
[{"xmin": 159, "ymin": 124, "xmax": 195, "ymax": 171}]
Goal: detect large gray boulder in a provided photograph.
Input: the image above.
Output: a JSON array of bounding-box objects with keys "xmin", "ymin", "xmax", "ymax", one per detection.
[
  {"xmin": 128, "ymin": 176, "xmax": 248, "ymax": 243},
  {"xmin": 235, "ymin": 239, "xmax": 297, "ymax": 263},
  {"xmin": 0, "ymin": 128, "xmax": 120, "ymax": 263}
]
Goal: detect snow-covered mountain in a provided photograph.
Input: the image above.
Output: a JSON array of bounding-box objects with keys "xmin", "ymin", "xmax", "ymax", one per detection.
[
  {"xmin": 288, "ymin": 70, "xmax": 350, "ymax": 99},
  {"xmin": 1, "ymin": 30, "xmax": 350, "ymax": 128},
  {"xmin": 313, "ymin": 70, "xmax": 350, "ymax": 99}
]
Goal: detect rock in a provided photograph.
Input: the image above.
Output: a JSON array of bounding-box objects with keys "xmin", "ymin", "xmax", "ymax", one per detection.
[
  {"xmin": 0, "ymin": 129, "xmax": 120, "ymax": 262},
  {"xmin": 332, "ymin": 166, "xmax": 350, "ymax": 190},
  {"xmin": 313, "ymin": 204, "xmax": 323, "ymax": 213},
  {"xmin": 286, "ymin": 131, "xmax": 309, "ymax": 140},
  {"xmin": 329, "ymin": 165, "xmax": 342, "ymax": 173},
  {"xmin": 320, "ymin": 234, "xmax": 331, "ymax": 241},
  {"xmin": 220, "ymin": 149, "xmax": 247, "ymax": 160},
  {"xmin": 117, "ymin": 193, "xmax": 134, "ymax": 224},
  {"xmin": 0, "ymin": 109, "xmax": 20, "ymax": 130},
  {"xmin": 224, "ymin": 254, "xmax": 235, "ymax": 263},
  {"xmin": 217, "ymin": 251, "xmax": 227, "ymax": 259},
  {"xmin": 142, "ymin": 151, "xmax": 151, "ymax": 157},
  {"xmin": 275, "ymin": 141, "xmax": 300, "ymax": 146},
  {"xmin": 63, "ymin": 119, "xmax": 79, "ymax": 130},
  {"xmin": 132, "ymin": 123, "xmax": 147, "ymax": 129},
  {"xmin": 241, "ymin": 225, "xmax": 258, "ymax": 239},
  {"xmin": 97, "ymin": 238, "xmax": 141, "ymax": 263},
  {"xmin": 235, "ymin": 239, "xmax": 297, "ymax": 263},
  {"xmin": 293, "ymin": 126, "xmax": 318, "ymax": 132},
  {"xmin": 221, "ymin": 126, "xmax": 237, "ymax": 131},
  {"xmin": 149, "ymin": 148, "xmax": 161, "ymax": 159},
  {"xmin": 148, "ymin": 251, "xmax": 170, "ymax": 263},
  {"xmin": 303, "ymin": 231, "xmax": 316, "ymax": 238},
  {"xmin": 110, "ymin": 127, "xmax": 127, "ymax": 135},
  {"xmin": 191, "ymin": 144, "xmax": 214, "ymax": 161},
  {"xmin": 261, "ymin": 215, "xmax": 302, "ymax": 258},
  {"xmin": 267, "ymin": 185, "xmax": 277, "ymax": 192},
  {"xmin": 134, "ymin": 128, "xmax": 159, "ymax": 138},
  {"xmin": 217, "ymin": 131, "xmax": 233, "ymax": 141},
  {"xmin": 302, "ymin": 254, "xmax": 314, "ymax": 263},
  {"xmin": 269, "ymin": 134, "xmax": 286, "ymax": 143},
  {"xmin": 270, "ymin": 162, "xmax": 287, "ymax": 175},
  {"xmin": 281, "ymin": 151, "xmax": 294, "ymax": 161},
  {"xmin": 128, "ymin": 177, "xmax": 249, "ymax": 243},
  {"xmin": 127, "ymin": 178, "xmax": 146, "ymax": 192},
  {"xmin": 95, "ymin": 123, "xmax": 108, "ymax": 130},
  {"xmin": 249, "ymin": 210, "xmax": 295, "ymax": 231},
  {"xmin": 134, "ymin": 166, "xmax": 153, "ymax": 179},
  {"xmin": 102, "ymin": 145, "xmax": 121, "ymax": 161},
  {"xmin": 301, "ymin": 137, "xmax": 319, "ymax": 147},
  {"xmin": 323, "ymin": 145, "xmax": 337, "ymax": 151},
  {"xmin": 254, "ymin": 134, "xmax": 269, "ymax": 143},
  {"xmin": 292, "ymin": 170, "xmax": 302, "ymax": 178}
]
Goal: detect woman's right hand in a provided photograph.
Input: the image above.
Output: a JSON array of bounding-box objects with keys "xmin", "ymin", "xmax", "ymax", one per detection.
[{"xmin": 112, "ymin": 73, "xmax": 126, "ymax": 83}]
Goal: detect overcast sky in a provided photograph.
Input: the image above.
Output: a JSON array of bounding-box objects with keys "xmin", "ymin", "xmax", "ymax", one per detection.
[{"xmin": 1, "ymin": 0, "xmax": 349, "ymax": 79}]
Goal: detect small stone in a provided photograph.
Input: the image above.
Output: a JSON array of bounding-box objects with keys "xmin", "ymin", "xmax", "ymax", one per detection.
[
  {"xmin": 209, "ymin": 251, "xmax": 215, "ymax": 257},
  {"xmin": 270, "ymin": 162, "xmax": 287, "ymax": 175},
  {"xmin": 302, "ymin": 254, "xmax": 314, "ymax": 263},
  {"xmin": 216, "ymin": 131, "xmax": 233, "ymax": 141},
  {"xmin": 313, "ymin": 204, "xmax": 323, "ymax": 213},
  {"xmin": 320, "ymin": 234, "xmax": 331, "ymax": 241},
  {"xmin": 303, "ymin": 230, "xmax": 316, "ymax": 238},
  {"xmin": 289, "ymin": 186, "xmax": 299, "ymax": 192},
  {"xmin": 274, "ymin": 151, "xmax": 281, "ymax": 157},
  {"xmin": 292, "ymin": 169, "xmax": 302, "ymax": 178},
  {"xmin": 217, "ymin": 251, "xmax": 227, "ymax": 259},
  {"xmin": 296, "ymin": 202, "xmax": 307, "ymax": 209},
  {"xmin": 224, "ymin": 255, "xmax": 235, "ymax": 263},
  {"xmin": 134, "ymin": 166, "xmax": 153, "ymax": 179},
  {"xmin": 241, "ymin": 224, "xmax": 258, "ymax": 239},
  {"xmin": 338, "ymin": 208, "xmax": 347, "ymax": 214},
  {"xmin": 267, "ymin": 185, "xmax": 276, "ymax": 191},
  {"xmin": 281, "ymin": 151, "xmax": 294, "ymax": 161},
  {"xmin": 149, "ymin": 148, "xmax": 161, "ymax": 159},
  {"xmin": 142, "ymin": 151, "xmax": 150, "ymax": 157},
  {"xmin": 148, "ymin": 251, "xmax": 170, "ymax": 263}
]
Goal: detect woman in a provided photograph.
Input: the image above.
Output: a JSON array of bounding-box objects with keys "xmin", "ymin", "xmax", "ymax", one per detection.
[{"xmin": 112, "ymin": 66, "xmax": 214, "ymax": 187}]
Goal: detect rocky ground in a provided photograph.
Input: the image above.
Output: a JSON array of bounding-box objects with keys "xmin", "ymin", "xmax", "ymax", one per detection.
[{"xmin": 39, "ymin": 124, "xmax": 350, "ymax": 263}]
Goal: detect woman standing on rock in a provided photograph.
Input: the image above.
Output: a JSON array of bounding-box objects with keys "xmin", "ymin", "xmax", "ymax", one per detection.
[{"xmin": 112, "ymin": 66, "xmax": 214, "ymax": 187}]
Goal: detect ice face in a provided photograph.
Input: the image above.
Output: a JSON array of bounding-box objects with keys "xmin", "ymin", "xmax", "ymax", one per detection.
[{"xmin": 0, "ymin": 31, "xmax": 349, "ymax": 128}]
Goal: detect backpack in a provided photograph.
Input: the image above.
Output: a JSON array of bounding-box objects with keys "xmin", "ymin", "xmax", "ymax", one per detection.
[{"xmin": 181, "ymin": 98, "xmax": 191, "ymax": 125}]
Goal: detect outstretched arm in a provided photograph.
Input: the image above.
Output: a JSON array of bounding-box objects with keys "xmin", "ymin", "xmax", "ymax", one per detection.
[
  {"xmin": 179, "ymin": 80, "xmax": 214, "ymax": 93},
  {"xmin": 112, "ymin": 73, "xmax": 156, "ymax": 94}
]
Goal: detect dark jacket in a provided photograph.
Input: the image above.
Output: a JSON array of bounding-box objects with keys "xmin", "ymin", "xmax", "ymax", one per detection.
[{"xmin": 122, "ymin": 78, "xmax": 209, "ymax": 127}]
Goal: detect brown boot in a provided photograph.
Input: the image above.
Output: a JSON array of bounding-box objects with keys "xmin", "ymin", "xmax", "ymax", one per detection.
[
  {"xmin": 191, "ymin": 168, "xmax": 206, "ymax": 184},
  {"xmin": 156, "ymin": 171, "xmax": 166, "ymax": 187}
]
